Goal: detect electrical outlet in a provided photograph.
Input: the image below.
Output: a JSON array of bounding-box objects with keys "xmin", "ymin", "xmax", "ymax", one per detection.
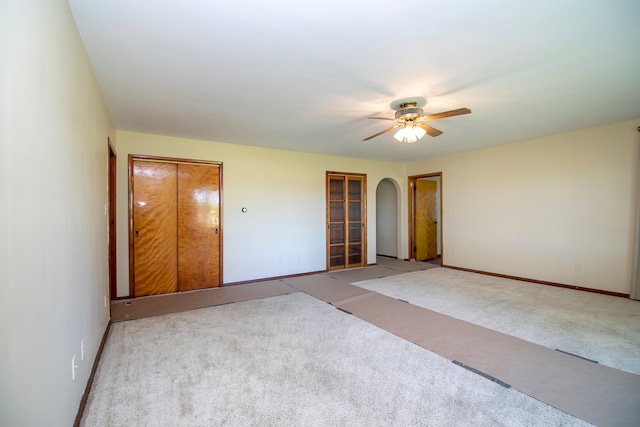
[
  {"xmin": 575, "ymin": 263, "xmax": 581, "ymax": 271},
  {"xmin": 71, "ymin": 355, "xmax": 78, "ymax": 380},
  {"xmin": 81, "ymin": 339, "xmax": 85, "ymax": 361}
]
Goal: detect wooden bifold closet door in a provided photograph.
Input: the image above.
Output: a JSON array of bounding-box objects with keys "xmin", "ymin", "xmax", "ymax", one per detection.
[{"xmin": 130, "ymin": 156, "xmax": 222, "ymax": 297}]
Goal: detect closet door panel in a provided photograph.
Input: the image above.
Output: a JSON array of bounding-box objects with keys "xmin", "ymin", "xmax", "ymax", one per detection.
[
  {"xmin": 346, "ymin": 176, "xmax": 364, "ymax": 268},
  {"xmin": 326, "ymin": 173, "xmax": 366, "ymax": 270},
  {"xmin": 327, "ymin": 175, "xmax": 346, "ymax": 270},
  {"xmin": 348, "ymin": 243, "xmax": 362, "ymax": 265},
  {"xmin": 177, "ymin": 163, "xmax": 221, "ymax": 291},
  {"xmin": 132, "ymin": 161, "xmax": 178, "ymax": 296},
  {"xmin": 329, "ymin": 246, "xmax": 345, "ymax": 268}
]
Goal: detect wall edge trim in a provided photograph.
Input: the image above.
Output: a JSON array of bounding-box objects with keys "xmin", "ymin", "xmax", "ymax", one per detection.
[
  {"xmin": 74, "ymin": 321, "xmax": 112, "ymax": 427},
  {"xmin": 443, "ymin": 265, "xmax": 630, "ymax": 299}
]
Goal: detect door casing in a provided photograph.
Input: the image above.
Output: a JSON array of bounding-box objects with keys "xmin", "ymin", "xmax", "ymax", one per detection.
[
  {"xmin": 108, "ymin": 138, "xmax": 117, "ymax": 306},
  {"xmin": 409, "ymin": 173, "xmax": 443, "ymax": 264}
]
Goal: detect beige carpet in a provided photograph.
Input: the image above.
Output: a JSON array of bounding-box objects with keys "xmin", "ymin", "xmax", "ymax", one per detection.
[
  {"xmin": 354, "ymin": 267, "xmax": 640, "ymax": 375},
  {"xmin": 81, "ymin": 263, "xmax": 639, "ymax": 426},
  {"xmin": 82, "ymin": 293, "xmax": 590, "ymax": 426},
  {"xmin": 287, "ymin": 270, "xmax": 640, "ymax": 427}
]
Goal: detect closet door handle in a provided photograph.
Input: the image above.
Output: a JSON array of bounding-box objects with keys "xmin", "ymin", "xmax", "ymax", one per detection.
[
  {"xmin": 215, "ymin": 228, "xmax": 219, "ymax": 235},
  {"xmin": 135, "ymin": 230, "xmax": 139, "ymax": 237}
]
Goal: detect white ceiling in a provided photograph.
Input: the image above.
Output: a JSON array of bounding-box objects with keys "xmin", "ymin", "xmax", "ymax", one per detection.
[{"xmin": 67, "ymin": 0, "xmax": 640, "ymax": 163}]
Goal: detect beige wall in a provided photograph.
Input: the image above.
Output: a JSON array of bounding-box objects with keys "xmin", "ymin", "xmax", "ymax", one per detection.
[
  {"xmin": 115, "ymin": 131, "xmax": 407, "ymax": 296},
  {"xmin": 0, "ymin": 0, "xmax": 115, "ymax": 425},
  {"xmin": 1, "ymin": 3, "xmax": 636, "ymax": 424},
  {"xmin": 407, "ymin": 120, "xmax": 640, "ymax": 294}
]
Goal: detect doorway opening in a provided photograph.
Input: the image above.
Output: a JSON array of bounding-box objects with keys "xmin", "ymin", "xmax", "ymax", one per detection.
[
  {"xmin": 376, "ymin": 178, "xmax": 400, "ymax": 259},
  {"xmin": 409, "ymin": 173, "xmax": 443, "ymax": 266}
]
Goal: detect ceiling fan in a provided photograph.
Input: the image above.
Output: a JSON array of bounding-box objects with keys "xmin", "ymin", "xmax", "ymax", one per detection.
[{"xmin": 363, "ymin": 101, "xmax": 471, "ymax": 143}]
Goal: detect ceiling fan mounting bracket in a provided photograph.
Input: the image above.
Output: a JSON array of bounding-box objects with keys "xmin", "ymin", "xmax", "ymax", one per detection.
[{"xmin": 398, "ymin": 102, "xmax": 418, "ymax": 109}]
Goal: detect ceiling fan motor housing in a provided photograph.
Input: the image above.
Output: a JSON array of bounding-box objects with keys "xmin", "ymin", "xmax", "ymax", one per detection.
[{"xmin": 395, "ymin": 102, "xmax": 423, "ymax": 122}]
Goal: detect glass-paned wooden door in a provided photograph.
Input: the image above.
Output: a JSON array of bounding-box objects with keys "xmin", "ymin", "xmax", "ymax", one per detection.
[{"xmin": 327, "ymin": 173, "xmax": 366, "ymax": 270}]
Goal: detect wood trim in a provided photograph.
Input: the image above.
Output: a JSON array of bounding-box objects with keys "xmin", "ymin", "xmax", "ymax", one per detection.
[
  {"xmin": 362, "ymin": 175, "xmax": 368, "ymax": 267},
  {"xmin": 127, "ymin": 155, "xmax": 135, "ymax": 297},
  {"xmin": 438, "ymin": 176, "xmax": 443, "ymax": 266},
  {"xmin": 325, "ymin": 174, "xmax": 333, "ymax": 270},
  {"xmin": 326, "ymin": 171, "xmax": 367, "ymax": 178},
  {"xmin": 108, "ymin": 139, "xmax": 116, "ymax": 304},
  {"xmin": 408, "ymin": 179, "xmax": 414, "ymax": 259},
  {"xmin": 218, "ymin": 163, "xmax": 224, "ymax": 287},
  {"xmin": 443, "ymin": 265, "xmax": 631, "ymax": 298},
  {"xmin": 73, "ymin": 322, "xmax": 111, "ymax": 427},
  {"xmin": 128, "ymin": 154, "xmax": 223, "ymax": 298},
  {"xmin": 408, "ymin": 173, "xmax": 443, "ymax": 265},
  {"xmin": 129, "ymin": 154, "xmax": 222, "ymax": 167}
]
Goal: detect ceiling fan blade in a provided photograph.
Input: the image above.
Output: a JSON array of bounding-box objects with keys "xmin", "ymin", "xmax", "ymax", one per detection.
[
  {"xmin": 367, "ymin": 117, "xmax": 395, "ymax": 120},
  {"xmin": 417, "ymin": 123, "xmax": 443, "ymax": 137},
  {"xmin": 421, "ymin": 107, "xmax": 471, "ymax": 121},
  {"xmin": 363, "ymin": 124, "xmax": 401, "ymax": 141}
]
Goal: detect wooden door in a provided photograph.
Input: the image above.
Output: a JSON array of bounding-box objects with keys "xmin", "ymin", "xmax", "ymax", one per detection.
[
  {"xmin": 415, "ymin": 179, "xmax": 437, "ymax": 261},
  {"xmin": 177, "ymin": 163, "xmax": 220, "ymax": 291},
  {"xmin": 327, "ymin": 175, "xmax": 346, "ymax": 269},
  {"xmin": 327, "ymin": 173, "xmax": 366, "ymax": 270},
  {"xmin": 131, "ymin": 157, "xmax": 222, "ymax": 297},
  {"xmin": 347, "ymin": 177, "xmax": 364, "ymax": 268},
  {"xmin": 132, "ymin": 161, "xmax": 179, "ymax": 296}
]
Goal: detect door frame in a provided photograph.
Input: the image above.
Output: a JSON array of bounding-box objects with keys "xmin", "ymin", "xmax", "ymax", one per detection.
[
  {"xmin": 108, "ymin": 138, "xmax": 117, "ymax": 306},
  {"xmin": 128, "ymin": 154, "xmax": 223, "ymax": 297},
  {"xmin": 408, "ymin": 172, "xmax": 443, "ymax": 265}
]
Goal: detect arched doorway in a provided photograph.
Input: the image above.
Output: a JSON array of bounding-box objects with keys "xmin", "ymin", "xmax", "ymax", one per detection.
[{"xmin": 376, "ymin": 178, "xmax": 400, "ymax": 258}]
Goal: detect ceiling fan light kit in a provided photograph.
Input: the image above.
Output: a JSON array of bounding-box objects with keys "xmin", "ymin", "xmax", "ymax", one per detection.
[
  {"xmin": 364, "ymin": 101, "xmax": 471, "ymax": 143},
  {"xmin": 394, "ymin": 123, "xmax": 426, "ymax": 143}
]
